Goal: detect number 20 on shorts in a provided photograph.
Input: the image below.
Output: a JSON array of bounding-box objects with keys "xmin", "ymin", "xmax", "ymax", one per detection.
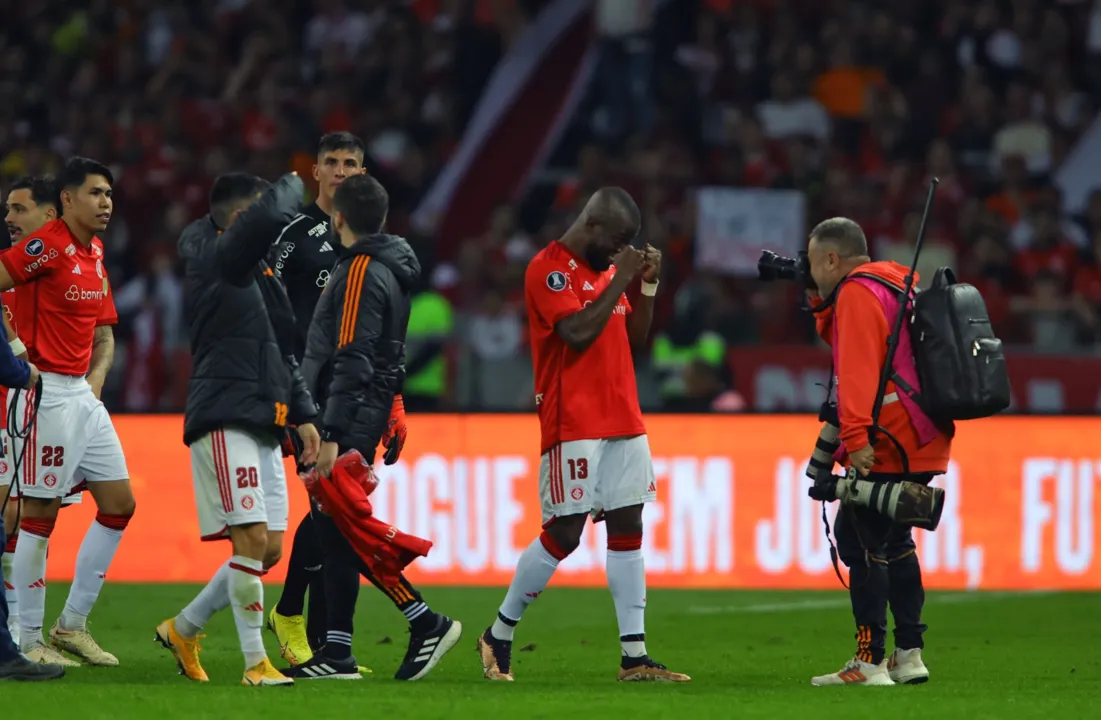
[{"xmin": 236, "ymin": 467, "xmax": 258, "ymax": 489}]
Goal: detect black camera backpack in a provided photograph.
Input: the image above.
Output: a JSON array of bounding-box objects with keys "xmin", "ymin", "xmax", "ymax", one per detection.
[
  {"xmin": 866, "ymin": 180, "xmax": 1012, "ymax": 459},
  {"xmin": 907, "ymin": 268, "xmax": 1011, "ymax": 421}
]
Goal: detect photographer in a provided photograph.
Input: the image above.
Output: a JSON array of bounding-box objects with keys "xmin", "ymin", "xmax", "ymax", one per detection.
[{"xmin": 801, "ymin": 218, "xmax": 951, "ymax": 687}]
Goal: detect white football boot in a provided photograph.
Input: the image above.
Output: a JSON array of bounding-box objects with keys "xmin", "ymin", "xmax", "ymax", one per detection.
[
  {"xmin": 887, "ymin": 648, "xmax": 929, "ymax": 684},
  {"xmin": 811, "ymin": 656, "xmax": 895, "ymax": 686}
]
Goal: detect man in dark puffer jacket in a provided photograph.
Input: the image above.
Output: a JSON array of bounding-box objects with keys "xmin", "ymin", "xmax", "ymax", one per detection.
[{"xmin": 155, "ymin": 172, "xmax": 321, "ymax": 687}]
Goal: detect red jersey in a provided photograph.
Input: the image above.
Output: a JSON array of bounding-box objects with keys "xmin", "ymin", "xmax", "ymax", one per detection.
[
  {"xmin": 0, "ymin": 220, "xmax": 118, "ymax": 376},
  {"xmin": 525, "ymin": 241, "xmax": 646, "ymax": 453}
]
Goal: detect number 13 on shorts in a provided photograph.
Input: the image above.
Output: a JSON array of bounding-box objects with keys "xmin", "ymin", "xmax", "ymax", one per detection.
[{"xmin": 537, "ymin": 436, "xmax": 657, "ymax": 524}]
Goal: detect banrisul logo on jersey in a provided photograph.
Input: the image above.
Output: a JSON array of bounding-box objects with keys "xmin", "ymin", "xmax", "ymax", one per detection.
[
  {"xmin": 24, "ymin": 238, "xmax": 44, "ymax": 256},
  {"xmin": 65, "ymin": 284, "xmax": 106, "ymax": 302}
]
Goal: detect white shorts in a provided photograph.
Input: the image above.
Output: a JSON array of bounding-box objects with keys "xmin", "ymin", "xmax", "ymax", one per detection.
[
  {"xmin": 0, "ymin": 423, "xmax": 82, "ymax": 507},
  {"xmin": 539, "ymin": 435, "xmax": 657, "ymax": 524},
  {"xmin": 189, "ymin": 427, "xmax": 287, "ymax": 541},
  {"xmin": 9, "ymin": 374, "xmax": 128, "ymax": 501}
]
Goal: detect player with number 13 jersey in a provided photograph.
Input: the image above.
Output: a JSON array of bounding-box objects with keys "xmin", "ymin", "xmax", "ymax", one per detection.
[{"xmin": 477, "ymin": 188, "xmax": 690, "ymax": 684}]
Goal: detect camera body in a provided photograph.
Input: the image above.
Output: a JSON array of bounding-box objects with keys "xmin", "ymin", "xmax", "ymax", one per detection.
[{"xmin": 757, "ymin": 250, "xmax": 814, "ymax": 290}]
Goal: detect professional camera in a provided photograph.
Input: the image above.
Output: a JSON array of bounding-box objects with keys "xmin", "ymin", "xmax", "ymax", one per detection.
[
  {"xmin": 805, "ymin": 423, "xmax": 945, "ymax": 531},
  {"xmin": 757, "ymin": 250, "xmax": 813, "ymax": 288}
]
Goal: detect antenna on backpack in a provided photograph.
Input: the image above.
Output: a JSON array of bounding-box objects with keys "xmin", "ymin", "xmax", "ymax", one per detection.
[{"xmin": 867, "ymin": 178, "xmax": 939, "ymax": 474}]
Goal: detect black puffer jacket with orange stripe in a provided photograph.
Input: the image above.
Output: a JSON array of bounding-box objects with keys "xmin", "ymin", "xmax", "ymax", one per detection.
[
  {"xmin": 179, "ymin": 173, "xmax": 318, "ymax": 446},
  {"xmin": 302, "ymin": 233, "xmax": 419, "ymax": 459}
]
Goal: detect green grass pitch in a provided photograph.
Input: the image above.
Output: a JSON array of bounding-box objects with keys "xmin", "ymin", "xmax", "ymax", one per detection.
[{"xmin": 5, "ymin": 585, "xmax": 1098, "ymax": 719}]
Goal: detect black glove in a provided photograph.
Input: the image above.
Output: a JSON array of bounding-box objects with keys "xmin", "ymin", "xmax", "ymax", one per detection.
[{"xmin": 808, "ymin": 475, "xmax": 839, "ymax": 502}]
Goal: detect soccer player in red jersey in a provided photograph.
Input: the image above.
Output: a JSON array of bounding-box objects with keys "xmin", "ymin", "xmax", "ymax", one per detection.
[
  {"xmin": 1, "ymin": 177, "xmax": 57, "ymax": 533},
  {"xmin": 0, "ymin": 175, "xmax": 84, "ymax": 651},
  {"xmin": 0, "ymin": 158, "xmax": 135, "ymax": 668},
  {"xmin": 477, "ymin": 188, "xmax": 690, "ymax": 683}
]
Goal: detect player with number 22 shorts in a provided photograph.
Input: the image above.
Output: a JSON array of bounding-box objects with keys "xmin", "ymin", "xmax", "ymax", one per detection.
[
  {"xmin": 477, "ymin": 187, "xmax": 689, "ymax": 683},
  {"xmin": 0, "ymin": 158, "xmax": 135, "ymax": 668}
]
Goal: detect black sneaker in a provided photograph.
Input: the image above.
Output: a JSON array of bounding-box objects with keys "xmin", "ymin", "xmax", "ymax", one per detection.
[
  {"xmin": 394, "ymin": 614, "xmax": 462, "ymax": 681},
  {"xmin": 0, "ymin": 655, "xmax": 66, "ymax": 681},
  {"xmin": 476, "ymin": 627, "xmax": 514, "ymax": 681},
  {"xmin": 281, "ymin": 653, "xmax": 362, "ymax": 680}
]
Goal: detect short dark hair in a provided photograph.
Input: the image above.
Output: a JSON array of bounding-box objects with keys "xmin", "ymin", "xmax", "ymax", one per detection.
[
  {"xmin": 332, "ymin": 174, "xmax": 388, "ymax": 236},
  {"xmin": 809, "ymin": 217, "xmax": 869, "ymax": 257},
  {"xmin": 318, "ymin": 132, "xmax": 365, "ymax": 157},
  {"xmin": 9, "ymin": 175, "xmax": 59, "ymax": 209},
  {"xmin": 209, "ymin": 173, "xmax": 270, "ymax": 228},
  {"xmin": 59, "ymin": 157, "xmax": 114, "ymax": 190},
  {"xmin": 588, "ymin": 186, "xmax": 641, "ymax": 235}
]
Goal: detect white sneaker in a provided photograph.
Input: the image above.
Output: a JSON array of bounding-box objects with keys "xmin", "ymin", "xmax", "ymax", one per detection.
[
  {"xmin": 49, "ymin": 620, "xmax": 119, "ymax": 667},
  {"xmin": 24, "ymin": 641, "xmax": 82, "ymax": 667},
  {"xmin": 811, "ymin": 656, "xmax": 895, "ymax": 686},
  {"xmin": 887, "ymin": 648, "xmax": 929, "ymax": 685}
]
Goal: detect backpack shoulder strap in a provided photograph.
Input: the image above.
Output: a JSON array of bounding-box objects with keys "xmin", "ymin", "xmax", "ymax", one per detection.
[{"xmin": 843, "ymin": 272, "xmax": 924, "ymax": 408}]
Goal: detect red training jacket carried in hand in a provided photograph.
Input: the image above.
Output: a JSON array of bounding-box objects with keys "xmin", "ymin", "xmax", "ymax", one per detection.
[{"xmin": 302, "ymin": 450, "xmax": 432, "ymax": 584}]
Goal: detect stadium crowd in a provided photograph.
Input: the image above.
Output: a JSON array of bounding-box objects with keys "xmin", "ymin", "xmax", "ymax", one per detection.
[{"xmin": 2, "ymin": 0, "xmax": 1101, "ymax": 412}]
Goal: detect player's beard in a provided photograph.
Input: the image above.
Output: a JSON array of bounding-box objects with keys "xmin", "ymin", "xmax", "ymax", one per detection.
[{"xmin": 585, "ymin": 245, "xmax": 612, "ymax": 272}]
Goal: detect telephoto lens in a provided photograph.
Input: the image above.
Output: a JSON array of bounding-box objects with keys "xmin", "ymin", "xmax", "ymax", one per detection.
[
  {"xmin": 806, "ymin": 423, "xmax": 841, "ymax": 501},
  {"xmin": 836, "ymin": 469, "xmax": 946, "ymax": 531}
]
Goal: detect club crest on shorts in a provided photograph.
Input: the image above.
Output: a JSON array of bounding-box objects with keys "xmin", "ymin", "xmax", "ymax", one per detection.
[
  {"xmin": 570, "ymin": 486, "xmax": 584, "ymax": 500},
  {"xmin": 546, "ymin": 270, "xmax": 567, "ymax": 292},
  {"xmin": 24, "ymin": 238, "xmax": 44, "ymax": 257},
  {"xmin": 241, "ymin": 495, "xmax": 254, "ymax": 510},
  {"xmin": 44, "ymin": 472, "xmax": 58, "ymax": 487}
]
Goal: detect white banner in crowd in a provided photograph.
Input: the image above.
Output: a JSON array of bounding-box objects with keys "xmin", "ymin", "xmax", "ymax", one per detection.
[{"xmin": 695, "ymin": 188, "xmax": 806, "ymax": 276}]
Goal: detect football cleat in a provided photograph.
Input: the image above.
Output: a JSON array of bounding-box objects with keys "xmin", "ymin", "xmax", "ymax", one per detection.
[
  {"xmin": 49, "ymin": 620, "xmax": 118, "ymax": 667},
  {"xmin": 242, "ymin": 657, "xmax": 294, "ymax": 686},
  {"xmin": 617, "ymin": 655, "xmax": 691, "ymax": 682},
  {"xmin": 281, "ymin": 653, "xmax": 362, "ymax": 680},
  {"xmin": 395, "ymin": 615, "xmax": 462, "ymax": 681},
  {"xmin": 887, "ymin": 648, "xmax": 929, "ymax": 685},
  {"xmin": 476, "ymin": 627, "xmax": 514, "ymax": 681},
  {"xmin": 23, "ymin": 641, "xmax": 81, "ymax": 667},
  {"xmin": 811, "ymin": 656, "xmax": 895, "ymax": 686},
  {"xmin": 267, "ymin": 609, "xmax": 314, "ymax": 666},
  {"xmin": 0, "ymin": 653, "xmax": 65, "ymax": 681},
  {"xmin": 155, "ymin": 618, "xmax": 209, "ymax": 682}
]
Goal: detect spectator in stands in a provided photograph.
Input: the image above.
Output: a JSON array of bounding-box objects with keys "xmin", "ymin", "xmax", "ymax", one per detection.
[
  {"xmin": 1011, "ymin": 268, "xmax": 1098, "ymax": 351},
  {"xmin": 757, "ymin": 71, "xmax": 830, "ymax": 142},
  {"xmin": 651, "ymin": 282, "xmax": 726, "ymax": 408}
]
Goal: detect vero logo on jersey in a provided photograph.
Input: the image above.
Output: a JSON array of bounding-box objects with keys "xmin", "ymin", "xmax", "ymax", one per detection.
[
  {"xmin": 65, "ymin": 285, "xmax": 105, "ymax": 302},
  {"xmin": 24, "ymin": 238, "xmax": 44, "ymax": 256}
]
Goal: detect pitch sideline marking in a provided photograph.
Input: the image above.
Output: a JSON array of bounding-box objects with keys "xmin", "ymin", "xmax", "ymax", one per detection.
[{"xmin": 685, "ymin": 591, "xmax": 1056, "ymax": 616}]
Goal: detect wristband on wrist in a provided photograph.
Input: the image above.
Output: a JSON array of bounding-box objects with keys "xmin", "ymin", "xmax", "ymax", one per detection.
[
  {"xmin": 640, "ymin": 280, "xmax": 659, "ymax": 297},
  {"xmin": 10, "ymin": 337, "xmax": 25, "ymax": 355}
]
